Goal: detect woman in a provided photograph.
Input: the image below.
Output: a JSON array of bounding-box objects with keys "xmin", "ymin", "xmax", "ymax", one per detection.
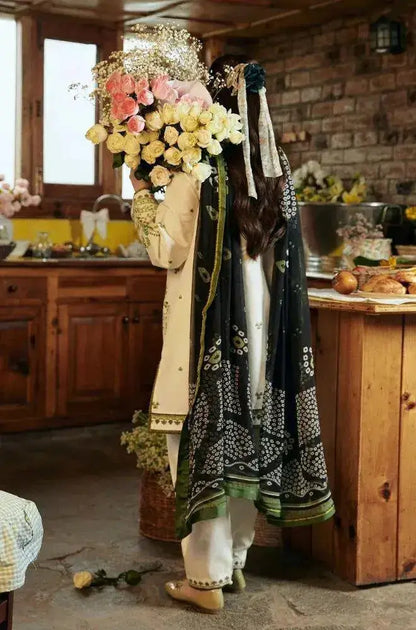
[{"xmin": 131, "ymin": 54, "xmax": 334, "ymax": 614}]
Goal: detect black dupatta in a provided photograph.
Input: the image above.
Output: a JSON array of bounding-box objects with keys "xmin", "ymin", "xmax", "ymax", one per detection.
[{"xmin": 175, "ymin": 150, "xmax": 335, "ymax": 539}]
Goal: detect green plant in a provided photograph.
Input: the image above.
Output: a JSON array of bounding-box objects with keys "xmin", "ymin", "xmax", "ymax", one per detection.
[{"xmin": 121, "ymin": 410, "xmax": 173, "ymax": 496}]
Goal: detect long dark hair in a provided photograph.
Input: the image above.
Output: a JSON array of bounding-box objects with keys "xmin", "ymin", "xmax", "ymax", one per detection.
[{"xmin": 209, "ymin": 54, "xmax": 285, "ymax": 259}]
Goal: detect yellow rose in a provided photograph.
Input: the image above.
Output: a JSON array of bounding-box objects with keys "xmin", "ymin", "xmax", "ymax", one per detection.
[
  {"xmin": 141, "ymin": 145, "xmax": 156, "ymax": 164},
  {"xmin": 192, "ymin": 162, "xmax": 212, "ymax": 183},
  {"xmin": 149, "ymin": 165, "xmax": 171, "ymax": 188},
  {"xmin": 177, "ymin": 132, "xmax": 197, "ymax": 151},
  {"xmin": 124, "ymin": 133, "xmax": 141, "ymax": 155},
  {"xmin": 110, "ymin": 119, "xmax": 128, "ymax": 133},
  {"xmin": 147, "ymin": 130, "xmax": 160, "ymax": 143},
  {"xmin": 145, "ymin": 111, "xmax": 164, "ymax": 131},
  {"xmin": 176, "ymin": 101, "xmax": 191, "ymax": 118},
  {"xmin": 199, "ymin": 110, "xmax": 212, "ymax": 125},
  {"xmin": 182, "ymin": 162, "xmax": 193, "ymax": 174},
  {"xmin": 207, "ymin": 139, "xmax": 222, "ymax": 156},
  {"xmin": 182, "ymin": 147, "xmax": 202, "ymax": 166},
  {"xmin": 164, "ymin": 126, "xmax": 180, "ymax": 146},
  {"xmin": 85, "ymin": 123, "xmax": 108, "ymax": 144},
  {"xmin": 148, "ymin": 140, "xmax": 165, "ymax": 158},
  {"xmin": 73, "ymin": 571, "xmax": 93, "ymax": 589},
  {"xmin": 195, "ymin": 129, "xmax": 212, "ymax": 148},
  {"xmin": 229, "ymin": 130, "xmax": 244, "ymax": 145},
  {"xmin": 164, "ymin": 147, "xmax": 182, "ymax": 166},
  {"xmin": 136, "ymin": 130, "xmax": 159, "ymax": 144},
  {"xmin": 124, "ymin": 154, "xmax": 141, "ymax": 170},
  {"xmin": 180, "ymin": 115, "xmax": 199, "ymax": 133},
  {"xmin": 161, "ymin": 103, "xmax": 180, "ymax": 125},
  {"xmin": 106, "ymin": 132, "xmax": 126, "ymax": 154},
  {"xmin": 188, "ymin": 102, "xmax": 203, "ymax": 119}
]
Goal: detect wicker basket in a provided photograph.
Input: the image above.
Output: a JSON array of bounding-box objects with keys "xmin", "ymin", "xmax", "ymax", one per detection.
[{"xmin": 139, "ymin": 472, "xmax": 281, "ymax": 547}]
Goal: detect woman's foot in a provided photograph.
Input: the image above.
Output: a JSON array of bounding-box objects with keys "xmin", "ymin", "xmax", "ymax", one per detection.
[
  {"xmin": 223, "ymin": 569, "xmax": 246, "ymax": 593},
  {"xmin": 165, "ymin": 580, "xmax": 224, "ymax": 613}
]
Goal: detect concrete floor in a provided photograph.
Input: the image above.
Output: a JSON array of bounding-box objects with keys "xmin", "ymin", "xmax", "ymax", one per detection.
[{"xmin": 1, "ymin": 424, "xmax": 416, "ymax": 630}]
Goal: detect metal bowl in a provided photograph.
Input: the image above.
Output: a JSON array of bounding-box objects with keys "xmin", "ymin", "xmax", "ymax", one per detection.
[{"xmin": 299, "ymin": 202, "xmax": 403, "ymax": 273}]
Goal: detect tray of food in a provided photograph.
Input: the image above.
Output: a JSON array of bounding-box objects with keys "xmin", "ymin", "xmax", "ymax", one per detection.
[{"xmin": 332, "ymin": 267, "xmax": 416, "ymax": 299}]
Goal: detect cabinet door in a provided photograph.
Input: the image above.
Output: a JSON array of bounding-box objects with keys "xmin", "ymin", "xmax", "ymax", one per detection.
[
  {"xmin": 0, "ymin": 306, "xmax": 43, "ymax": 424},
  {"xmin": 128, "ymin": 302, "xmax": 163, "ymax": 411},
  {"xmin": 57, "ymin": 302, "xmax": 129, "ymax": 420}
]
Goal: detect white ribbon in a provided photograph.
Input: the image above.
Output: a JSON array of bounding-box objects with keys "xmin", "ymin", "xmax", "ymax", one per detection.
[
  {"xmin": 227, "ymin": 63, "xmax": 282, "ymax": 199},
  {"xmin": 80, "ymin": 208, "xmax": 109, "ymax": 241}
]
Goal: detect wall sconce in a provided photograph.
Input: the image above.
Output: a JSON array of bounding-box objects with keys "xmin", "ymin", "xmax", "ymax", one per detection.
[{"xmin": 370, "ymin": 16, "xmax": 406, "ymax": 54}]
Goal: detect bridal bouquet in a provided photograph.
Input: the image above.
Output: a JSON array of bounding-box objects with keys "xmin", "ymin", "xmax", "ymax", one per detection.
[{"xmin": 84, "ymin": 25, "xmax": 243, "ymax": 190}]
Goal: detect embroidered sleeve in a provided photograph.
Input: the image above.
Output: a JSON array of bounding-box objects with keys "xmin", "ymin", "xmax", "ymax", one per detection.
[{"xmin": 131, "ymin": 190, "xmax": 159, "ymax": 248}]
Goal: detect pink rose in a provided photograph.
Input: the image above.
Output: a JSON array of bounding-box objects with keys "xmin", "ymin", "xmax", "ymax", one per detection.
[
  {"xmin": 127, "ymin": 115, "xmax": 145, "ymax": 134},
  {"xmin": 21, "ymin": 192, "xmax": 32, "ymax": 207},
  {"xmin": 121, "ymin": 74, "xmax": 135, "ymax": 94},
  {"xmin": 1, "ymin": 182, "xmax": 10, "ymax": 190},
  {"xmin": 106, "ymin": 71, "xmax": 122, "ymax": 95},
  {"xmin": 135, "ymin": 78, "xmax": 149, "ymax": 93},
  {"xmin": 15, "ymin": 178, "xmax": 29, "ymax": 188},
  {"xmin": 112, "ymin": 96, "xmax": 139, "ymax": 121},
  {"xmin": 30, "ymin": 195, "xmax": 42, "ymax": 206},
  {"xmin": 12, "ymin": 200, "xmax": 21, "ymax": 213},
  {"xmin": 136, "ymin": 89, "xmax": 154, "ymax": 106},
  {"xmin": 171, "ymin": 79, "xmax": 212, "ymax": 109},
  {"xmin": 151, "ymin": 75, "xmax": 177, "ymax": 103}
]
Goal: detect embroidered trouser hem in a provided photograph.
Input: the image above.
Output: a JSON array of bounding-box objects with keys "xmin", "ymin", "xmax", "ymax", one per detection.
[{"xmin": 167, "ymin": 435, "xmax": 258, "ymax": 589}]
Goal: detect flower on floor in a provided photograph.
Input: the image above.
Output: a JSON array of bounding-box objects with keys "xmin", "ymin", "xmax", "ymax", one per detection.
[{"xmin": 73, "ymin": 564, "xmax": 162, "ymax": 590}]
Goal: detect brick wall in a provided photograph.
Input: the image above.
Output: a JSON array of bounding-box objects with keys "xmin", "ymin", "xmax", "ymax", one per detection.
[{"xmin": 250, "ymin": 9, "xmax": 416, "ymax": 204}]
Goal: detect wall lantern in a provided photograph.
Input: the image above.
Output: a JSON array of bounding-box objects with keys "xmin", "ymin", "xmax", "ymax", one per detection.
[{"xmin": 370, "ymin": 16, "xmax": 406, "ymax": 54}]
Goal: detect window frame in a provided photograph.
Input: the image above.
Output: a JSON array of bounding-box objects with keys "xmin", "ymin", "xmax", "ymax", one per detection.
[{"xmin": 19, "ymin": 15, "xmax": 122, "ymax": 218}]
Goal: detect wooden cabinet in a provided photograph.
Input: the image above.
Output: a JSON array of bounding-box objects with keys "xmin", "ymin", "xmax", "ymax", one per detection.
[
  {"xmin": 0, "ymin": 305, "xmax": 44, "ymax": 426},
  {"xmin": 57, "ymin": 302, "xmax": 130, "ymax": 420},
  {"xmin": 0, "ymin": 262, "xmax": 165, "ymax": 432},
  {"xmin": 128, "ymin": 302, "xmax": 163, "ymax": 409}
]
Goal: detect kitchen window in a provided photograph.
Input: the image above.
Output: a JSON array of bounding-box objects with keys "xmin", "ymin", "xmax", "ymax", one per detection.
[{"xmin": 0, "ymin": 17, "xmax": 17, "ymax": 184}]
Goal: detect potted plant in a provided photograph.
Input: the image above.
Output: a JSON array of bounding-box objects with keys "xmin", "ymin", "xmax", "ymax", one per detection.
[{"xmin": 121, "ymin": 411, "xmax": 177, "ymax": 542}]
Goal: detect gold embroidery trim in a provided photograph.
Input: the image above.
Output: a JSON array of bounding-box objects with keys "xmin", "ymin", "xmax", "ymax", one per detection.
[{"xmin": 131, "ymin": 190, "xmax": 159, "ymax": 248}]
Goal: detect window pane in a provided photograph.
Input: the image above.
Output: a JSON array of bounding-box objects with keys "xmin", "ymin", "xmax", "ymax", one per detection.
[
  {"xmin": 0, "ymin": 18, "xmax": 17, "ymax": 184},
  {"xmin": 43, "ymin": 39, "xmax": 97, "ymax": 185}
]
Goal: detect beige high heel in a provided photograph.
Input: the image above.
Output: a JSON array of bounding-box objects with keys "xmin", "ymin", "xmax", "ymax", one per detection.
[
  {"xmin": 165, "ymin": 580, "xmax": 224, "ymax": 613},
  {"xmin": 223, "ymin": 569, "xmax": 246, "ymax": 593}
]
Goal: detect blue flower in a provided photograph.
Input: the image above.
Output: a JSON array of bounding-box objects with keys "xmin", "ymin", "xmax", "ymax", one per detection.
[{"xmin": 244, "ymin": 63, "xmax": 266, "ymax": 93}]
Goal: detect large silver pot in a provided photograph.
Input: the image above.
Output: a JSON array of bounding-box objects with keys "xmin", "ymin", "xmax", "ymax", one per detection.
[{"xmin": 299, "ymin": 202, "xmax": 403, "ymax": 273}]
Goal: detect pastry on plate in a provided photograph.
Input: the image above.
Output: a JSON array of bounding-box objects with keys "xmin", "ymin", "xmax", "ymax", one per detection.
[
  {"xmin": 362, "ymin": 276, "xmax": 406, "ymax": 295},
  {"xmin": 394, "ymin": 270, "xmax": 416, "ymax": 284}
]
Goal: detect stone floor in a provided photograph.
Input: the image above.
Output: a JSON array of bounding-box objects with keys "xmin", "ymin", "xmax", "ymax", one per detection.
[{"xmin": 1, "ymin": 424, "xmax": 416, "ymax": 630}]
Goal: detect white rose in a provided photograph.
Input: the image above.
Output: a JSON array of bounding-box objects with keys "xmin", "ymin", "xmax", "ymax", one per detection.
[
  {"xmin": 177, "ymin": 132, "xmax": 197, "ymax": 151},
  {"xmin": 195, "ymin": 129, "xmax": 212, "ymax": 148},
  {"xmin": 164, "ymin": 126, "xmax": 180, "ymax": 146},
  {"xmin": 176, "ymin": 101, "xmax": 191, "ymax": 117},
  {"xmin": 164, "ymin": 147, "xmax": 182, "ymax": 166},
  {"xmin": 106, "ymin": 132, "xmax": 125, "ymax": 153},
  {"xmin": 227, "ymin": 113, "xmax": 243, "ymax": 131},
  {"xmin": 206, "ymin": 139, "xmax": 222, "ymax": 156},
  {"xmin": 229, "ymin": 130, "xmax": 244, "ymax": 145},
  {"xmin": 150, "ymin": 165, "xmax": 171, "ymax": 187},
  {"xmin": 215, "ymin": 128, "xmax": 229, "ymax": 142},
  {"xmin": 210, "ymin": 103, "xmax": 227, "ymax": 117},
  {"xmin": 145, "ymin": 111, "xmax": 164, "ymax": 131},
  {"xmin": 182, "ymin": 147, "xmax": 202, "ymax": 166},
  {"xmin": 188, "ymin": 102, "xmax": 202, "ymax": 119},
  {"xmin": 180, "ymin": 115, "xmax": 199, "ymax": 133},
  {"xmin": 124, "ymin": 154, "xmax": 141, "ymax": 169},
  {"xmin": 85, "ymin": 123, "xmax": 108, "ymax": 144},
  {"xmin": 124, "ymin": 133, "xmax": 141, "ymax": 155},
  {"xmin": 191, "ymin": 162, "xmax": 212, "ymax": 183},
  {"xmin": 206, "ymin": 117, "xmax": 224, "ymax": 135}
]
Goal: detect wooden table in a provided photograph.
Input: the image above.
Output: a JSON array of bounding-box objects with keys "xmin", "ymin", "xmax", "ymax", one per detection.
[{"xmin": 288, "ymin": 297, "xmax": 416, "ymax": 585}]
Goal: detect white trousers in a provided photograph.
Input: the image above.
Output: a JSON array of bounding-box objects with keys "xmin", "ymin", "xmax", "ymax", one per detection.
[{"xmin": 167, "ymin": 434, "xmax": 258, "ymax": 589}]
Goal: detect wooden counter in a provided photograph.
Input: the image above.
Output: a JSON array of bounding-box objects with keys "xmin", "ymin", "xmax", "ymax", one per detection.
[
  {"xmin": 287, "ymin": 296, "xmax": 416, "ymax": 586},
  {"xmin": 0, "ymin": 260, "xmax": 166, "ymax": 433}
]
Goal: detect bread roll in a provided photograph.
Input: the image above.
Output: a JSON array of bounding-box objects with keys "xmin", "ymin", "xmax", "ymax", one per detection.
[
  {"xmin": 408, "ymin": 284, "xmax": 416, "ymax": 294},
  {"xmin": 362, "ymin": 276, "xmax": 406, "ymax": 295},
  {"xmin": 394, "ymin": 270, "xmax": 416, "ymax": 284},
  {"xmin": 362, "ymin": 275, "xmax": 384, "ymax": 292}
]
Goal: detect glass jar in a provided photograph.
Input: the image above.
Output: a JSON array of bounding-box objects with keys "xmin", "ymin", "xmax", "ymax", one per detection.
[{"xmin": 32, "ymin": 232, "xmax": 53, "ymax": 259}]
